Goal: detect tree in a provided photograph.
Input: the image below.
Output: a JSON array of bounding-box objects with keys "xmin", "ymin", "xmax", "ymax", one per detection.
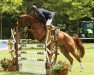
[
  {"xmin": 0, "ymin": 0, "xmax": 23, "ymax": 14},
  {"xmin": 0, "ymin": 0, "xmax": 23, "ymax": 39},
  {"xmin": 1, "ymin": 0, "xmax": 94, "ymax": 38}
]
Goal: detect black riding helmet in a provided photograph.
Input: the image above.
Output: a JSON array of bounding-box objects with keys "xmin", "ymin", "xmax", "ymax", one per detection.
[{"xmin": 30, "ymin": 5, "xmax": 37, "ymax": 10}]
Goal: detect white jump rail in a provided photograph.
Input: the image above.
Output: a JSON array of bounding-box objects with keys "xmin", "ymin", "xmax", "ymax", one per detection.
[{"xmin": 18, "ymin": 41, "xmax": 47, "ymax": 75}]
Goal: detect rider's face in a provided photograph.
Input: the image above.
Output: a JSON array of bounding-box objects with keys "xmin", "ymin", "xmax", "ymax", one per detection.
[{"xmin": 33, "ymin": 9, "xmax": 36, "ymax": 12}]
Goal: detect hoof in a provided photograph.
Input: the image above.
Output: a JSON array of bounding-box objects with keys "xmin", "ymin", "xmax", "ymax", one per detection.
[
  {"xmin": 68, "ymin": 65, "xmax": 72, "ymax": 72},
  {"xmin": 79, "ymin": 62, "xmax": 84, "ymax": 72},
  {"xmin": 80, "ymin": 68, "xmax": 84, "ymax": 72}
]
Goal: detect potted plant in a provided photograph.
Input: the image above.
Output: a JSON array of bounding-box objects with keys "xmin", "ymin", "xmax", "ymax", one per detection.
[
  {"xmin": 50, "ymin": 60, "xmax": 69, "ymax": 75},
  {"xmin": 0, "ymin": 58, "xmax": 17, "ymax": 71}
]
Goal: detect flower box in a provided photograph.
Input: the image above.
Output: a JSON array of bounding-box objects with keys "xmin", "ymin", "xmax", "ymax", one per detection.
[{"xmin": 50, "ymin": 60, "xmax": 69, "ymax": 75}]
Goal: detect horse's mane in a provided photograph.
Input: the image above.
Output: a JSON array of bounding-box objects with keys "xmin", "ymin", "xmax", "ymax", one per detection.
[
  {"xmin": 19, "ymin": 13, "xmax": 37, "ymax": 20},
  {"xmin": 19, "ymin": 13, "xmax": 45, "ymax": 25}
]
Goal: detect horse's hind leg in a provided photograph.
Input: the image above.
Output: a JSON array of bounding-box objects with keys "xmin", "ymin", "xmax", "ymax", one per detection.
[
  {"xmin": 60, "ymin": 46, "xmax": 73, "ymax": 70},
  {"xmin": 71, "ymin": 51, "xmax": 84, "ymax": 71},
  {"xmin": 66, "ymin": 44, "xmax": 84, "ymax": 71}
]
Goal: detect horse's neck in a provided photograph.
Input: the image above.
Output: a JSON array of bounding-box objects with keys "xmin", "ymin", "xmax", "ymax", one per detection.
[
  {"xmin": 28, "ymin": 16, "xmax": 39, "ymax": 23},
  {"xmin": 28, "ymin": 16, "xmax": 46, "ymax": 29}
]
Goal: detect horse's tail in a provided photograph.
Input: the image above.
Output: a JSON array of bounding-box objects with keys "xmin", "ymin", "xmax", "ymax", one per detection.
[{"xmin": 73, "ymin": 37, "xmax": 85, "ymax": 58}]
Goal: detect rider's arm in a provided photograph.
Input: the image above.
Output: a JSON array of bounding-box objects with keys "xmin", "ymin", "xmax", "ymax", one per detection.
[
  {"xmin": 40, "ymin": 9, "xmax": 55, "ymax": 19},
  {"xmin": 35, "ymin": 9, "xmax": 46, "ymax": 21}
]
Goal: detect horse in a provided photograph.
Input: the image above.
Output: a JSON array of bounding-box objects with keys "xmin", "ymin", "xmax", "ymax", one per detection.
[{"xmin": 15, "ymin": 14, "xmax": 85, "ymax": 71}]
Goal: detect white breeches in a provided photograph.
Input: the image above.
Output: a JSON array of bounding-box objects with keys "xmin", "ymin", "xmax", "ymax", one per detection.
[{"xmin": 46, "ymin": 19, "xmax": 53, "ymax": 25}]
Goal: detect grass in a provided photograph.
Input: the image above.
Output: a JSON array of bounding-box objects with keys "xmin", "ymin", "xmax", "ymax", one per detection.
[{"xmin": 0, "ymin": 43, "xmax": 94, "ymax": 75}]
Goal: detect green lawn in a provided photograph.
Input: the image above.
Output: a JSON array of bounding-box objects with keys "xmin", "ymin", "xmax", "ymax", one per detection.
[{"xmin": 0, "ymin": 43, "xmax": 94, "ymax": 75}]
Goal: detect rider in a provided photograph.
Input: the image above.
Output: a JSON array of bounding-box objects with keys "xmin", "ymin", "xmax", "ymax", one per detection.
[{"xmin": 30, "ymin": 5, "xmax": 55, "ymax": 26}]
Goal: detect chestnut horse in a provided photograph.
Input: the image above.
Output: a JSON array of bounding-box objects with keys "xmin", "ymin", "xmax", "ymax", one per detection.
[{"xmin": 15, "ymin": 14, "xmax": 85, "ymax": 71}]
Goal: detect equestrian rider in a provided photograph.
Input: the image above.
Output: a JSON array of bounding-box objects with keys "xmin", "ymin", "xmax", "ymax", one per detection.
[{"xmin": 30, "ymin": 5, "xmax": 55, "ymax": 26}]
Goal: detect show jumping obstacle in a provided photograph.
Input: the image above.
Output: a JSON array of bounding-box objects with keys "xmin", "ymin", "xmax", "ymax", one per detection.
[
  {"xmin": 9, "ymin": 30, "xmax": 48, "ymax": 74},
  {"xmin": 10, "ymin": 29, "xmax": 47, "ymax": 74}
]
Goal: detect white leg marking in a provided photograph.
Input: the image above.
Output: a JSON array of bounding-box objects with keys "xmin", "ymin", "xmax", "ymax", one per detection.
[{"xmin": 80, "ymin": 62, "xmax": 84, "ymax": 72}]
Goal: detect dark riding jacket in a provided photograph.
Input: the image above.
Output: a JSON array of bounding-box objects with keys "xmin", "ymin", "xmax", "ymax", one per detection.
[{"xmin": 34, "ymin": 8, "xmax": 55, "ymax": 22}]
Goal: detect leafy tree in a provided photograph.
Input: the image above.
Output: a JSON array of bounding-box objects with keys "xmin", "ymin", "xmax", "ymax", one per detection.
[
  {"xmin": 1, "ymin": 0, "xmax": 94, "ymax": 38},
  {"xmin": 0, "ymin": 0, "xmax": 22, "ymax": 14},
  {"xmin": 0, "ymin": 0, "xmax": 23, "ymax": 39}
]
